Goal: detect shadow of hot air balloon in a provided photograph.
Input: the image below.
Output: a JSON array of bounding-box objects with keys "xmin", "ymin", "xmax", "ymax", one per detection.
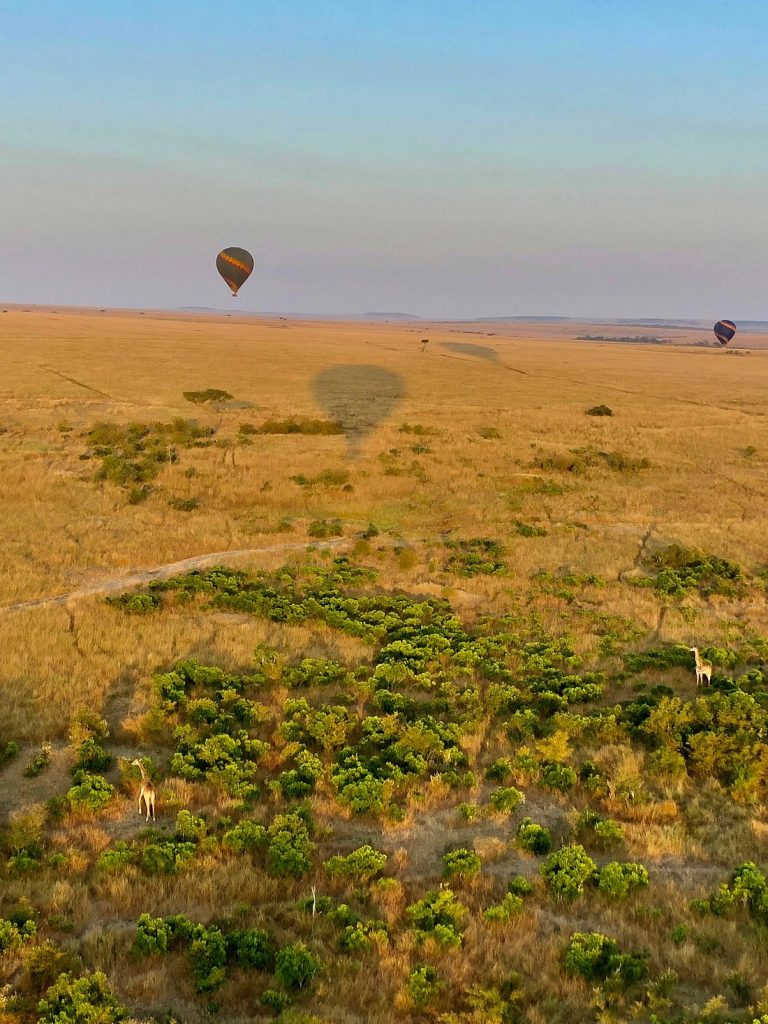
[
  {"xmin": 312, "ymin": 365, "xmax": 406, "ymax": 460},
  {"xmin": 441, "ymin": 341, "xmax": 501, "ymax": 363}
]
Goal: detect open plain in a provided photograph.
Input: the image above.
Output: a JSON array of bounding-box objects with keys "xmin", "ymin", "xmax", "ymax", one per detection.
[{"xmin": 2, "ymin": 307, "xmax": 768, "ymax": 1023}]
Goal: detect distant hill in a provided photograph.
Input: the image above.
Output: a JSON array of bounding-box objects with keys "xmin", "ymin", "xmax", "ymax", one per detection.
[{"xmin": 363, "ymin": 312, "xmax": 421, "ymax": 320}]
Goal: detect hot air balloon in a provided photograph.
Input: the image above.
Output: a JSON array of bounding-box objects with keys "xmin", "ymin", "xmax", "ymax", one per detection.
[
  {"xmin": 216, "ymin": 247, "xmax": 254, "ymax": 296},
  {"xmin": 714, "ymin": 320, "xmax": 736, "ymax": 346}
]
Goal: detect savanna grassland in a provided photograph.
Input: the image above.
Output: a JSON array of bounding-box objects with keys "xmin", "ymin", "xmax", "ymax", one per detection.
[{"xmin": 2, "ymin": 307, "xmax": 768, "ymax": 1024}]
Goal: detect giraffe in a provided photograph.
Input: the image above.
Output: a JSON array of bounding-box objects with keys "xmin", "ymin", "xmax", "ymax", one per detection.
[
  {"xmin": 689, "ymin": 647, "xmax": 712, "ymax": 687},
  {"xmin": 131, "ymin": 759, "xmax": 156, "ymax": 821}
]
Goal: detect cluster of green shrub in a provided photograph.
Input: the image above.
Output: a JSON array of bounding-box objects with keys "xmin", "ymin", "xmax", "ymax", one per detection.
[
  {"xmin": 691, "ymin": 862, "xmax": 768, "ymax": 923},
  {"xmin": 633, "ymin": 543, "xmax": 746, "ymax": 598},
  {"xmin": 135, "ymin": 913, "xmax": 320, "ymax": 995},
  {"xmin": 183, "ymin": 389, "xmax": 233, "ymax": 404},
  {"xmin": 443, "ymin": 538, "xmax": 506, "ymax": 576},
  {"xmin": 296, "ymin": 891, "xmax": 389, "ymax": 954},
  {"xmin": 530, "ymin": 446, "xmax": 651, "ymax": 474},
  {"xmin": 24, "ymin": 744, "xmax": 52, "ymax": 778},
  {"xmin": 0, "ymin": 913, "xmax": 37, "ymax": 953},
  {"xmin": 514, "ymin": 520, "xmax": 547, "ymax": 537},
  {"xmin": 65, "ymin": 710, "xmax": 115, "ymax": 813},
  {"xmin": 290, "ymin": 468, "xmax": 350, "ymax": 488},
  {"xmin": 541, "ymin": 845, "xmax": 648, "ymax": 901},
  {"xmin": 98, "ymin": 810, "xmax": 212, "ymax": 875},
  {"xmin": 81, "ymin": 419, "xmax": 213, "ymax": 501},
  {"xmin": 406, "ymin": 888, "xmax": 467, "ymax": 947},
  {"xmin": 257, "ymin": 417, "xmax": 344, "ymax": 435},
  {"xmin": 0, "ymin": 739, "xmax": 19, "ymax": 768},
  {"xmin": 563, "ymin": 931, "xmax": 648, "ymax": 986}
]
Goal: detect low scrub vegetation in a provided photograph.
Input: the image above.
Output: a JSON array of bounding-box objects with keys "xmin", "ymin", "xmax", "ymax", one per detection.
[
  {"xmin": 258, "ymin": 417, "xmax": 344, "ymax": 435},
  {"xmin": 5, "ymin": 551, "xmax": 768, "ymax": 1022}
]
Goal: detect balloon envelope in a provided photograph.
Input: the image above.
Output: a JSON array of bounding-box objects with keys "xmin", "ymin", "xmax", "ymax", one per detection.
[
  {"xmin": 714, "ymin": 320, "xmax": 736, "ymax": 346},
  {"xmin": 216, "ymin": 247, "xmax": 254, "ymax": 296}
]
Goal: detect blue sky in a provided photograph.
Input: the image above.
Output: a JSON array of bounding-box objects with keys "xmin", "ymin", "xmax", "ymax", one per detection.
[{"xmin": 1, "ymin": 1, "xmax": 766, "ymax": 316}]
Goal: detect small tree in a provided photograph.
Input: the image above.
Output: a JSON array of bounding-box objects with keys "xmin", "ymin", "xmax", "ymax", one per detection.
[
  {"xmin": 274, "ymin": 942, "xmax": 321, "ymax": 990},
  {"xmin": 541, "ymin": 845, "xmax": 597, "ymax": 900},
  {"xmin": 597, "ymin": 861, "xmax": 650, "ymax": 899},
  {"xmin": 442, "ymin": 848, "xmax": 482, "ymax": 881},
  {"xmin": 267, "ymin": 813, "xmax": 314, "ymax": 878},
  {"xmin": 488, "ymin": 786, "xmax": 525, "ymax": 815},
  {"xmin": 516, "ymin": 818, "xmax": 552, "ymax": 855},
  {"xmin": 406, "ymin": 888, "xmax": 467, "ymax": 947},
  {"xmin": 38, "ymin": 972, "xmax": 126, "ymax": 1024},
  {"xmin": 408, "ymin": 966, "xmax": 442, "ymax": 1008},
  {"xmin": 323, "ymin": 844, "xmax": 388, "ymax": 882}
]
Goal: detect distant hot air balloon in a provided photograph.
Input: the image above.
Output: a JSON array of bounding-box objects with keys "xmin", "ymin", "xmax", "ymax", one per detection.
[
  {"xmin": 216, "ymin": 247, "xmax": 254, "ymax": 296},
  {"xmin": 714, "ymin": 320, "xmax": 736, "ymax": 347}
]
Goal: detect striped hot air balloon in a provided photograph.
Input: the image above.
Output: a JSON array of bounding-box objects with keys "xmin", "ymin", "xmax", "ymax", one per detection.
[
  {"xmin": 216, "ymin": 247, "xmax": 254, "ymax": 296},
  {"xmin": 713, "ymin": 320, "xmax": 736, "ymax": 346}
]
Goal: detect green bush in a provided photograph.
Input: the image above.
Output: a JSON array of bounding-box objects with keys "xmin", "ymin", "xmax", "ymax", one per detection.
[
  {"xmin": 586, "ymin": 405, "xmax": 613, "ymax": 416},
  {"xmin": 540, "ymin": 762, "xmax": 577, "ymax": 791},
  {"xmin": 72, "ymin": 737, "xmax": 114, "ymax": 774},
  {"xmin": 514, "ymin": 520, "xmax": 548, "ymax": 537},
  {"xmin": 442, "ymin": 847, "xmax": 482, "ymax": 880},
  {"xmin": 516, "ymin": 818, "xmax": 552, "ymax": 855},
  {"xmin": 67, "ymin": 771, "xmax": 114, "ymax": 812},
  {"xmin": 483, "ymin": 893, "xmax": 523, "ymax": 922},
  {"xmin": 38, "ymin": 972, "xmax": 126, "ymax": 1024},
  {"xmin": 227, "ymin": 928, "xmax": 275, "ymax": 970},
  {"xmin": 24, "ymin": 744, "xmax": 52, "ymax": 778},
  {"xmin": 189, "ymin": 926, "xmax": 228, "ymax": 992},
  {"xmin": 445, "ymin": 538, "xmax": 506, "ymax": 577},
  {"xmin": 0, "ymin": 739, "xmax": 19, "ymax": 767},
  {"xmin": 168, "ymin": 496, "xmax": 199, "ymax": 512},
  {"xmin": 266, "ymin": 813, "xmax": 314, "ymax": 878},
  {"xmin": 575, "ymin": 809, "xmax": 624, "ymax": 849},
  {"xmin": 308, "ymin": 519, "xmax": 344, "ymax": 538},
  {"xmin": 408, "ymin": 966, "xmax": 442, "ymax": 1008},
  {"xmin": 183, "ymin": 389, "xmax": 233, "ymax": 404},
  {"xmin": 635, "ymin": 544, "xmax": 745, "ymax": 598},
  {"xmin": 541, "ymin": 845, "xmax": 597, "ymax": 900},
  {"xmin": 457, "ymin": 802, "xmax": 478, "ymax": 821},
  {"xmin": 221, "ymin": 819, "xmax": 267, "ymax": 854},
  {"xmin": 563, "ymin": 932, "xmax": 647, "ymax": 986},
  {"xmin": 135, "ymin": 913, "xmax": 172, "ymax": 955},
  {"xmin": 323, "ymin": 844, "xmax": 387, "ymax": 881},
  {"xmin": 274, "ymin": 942, "xmax": 321, "ymax": 990},
  {"xmin": 508, "ymin": 875, "xmax": 534, "ymax": 896},
  {"xmin": 0, "ymin": 916, "xmax": 36, "ymax": 953},
  {"xmin": 259, "ymin": 417, "xmax": 343, "ymax": 435},
  {"xmin": 139, "ymin": 838, "xmax": 197, "ymax": 875},
  {"xmin": 597, "ymin": 861, "xmax": 650, "ymax": 899},
  {"xmin": 261, "ymin": 989, "xmax": 291, "ymax": 1014},
  {"xmin": 406, "ymin": 888, "xmax": 466, "ymax": 947},
  {"xmin": 488, "ymin": 786, "xmax": 525, "ymax": 815},
  {"xmin": 174, "ymin": 809, "xmax": 207, "ymax": 842}
]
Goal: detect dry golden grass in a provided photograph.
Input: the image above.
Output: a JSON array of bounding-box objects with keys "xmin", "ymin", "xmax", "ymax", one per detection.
[
  {"xmin": 2, "ymin": 307, "xmax": 767, "ymax": 739},
  {"xmin": 2, "ymin": 308, "xmax": 768, "ymax": 1023}
]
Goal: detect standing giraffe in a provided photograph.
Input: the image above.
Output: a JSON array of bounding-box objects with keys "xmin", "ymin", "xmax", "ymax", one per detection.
[
  {"xmin": 689, "ymin": 647, "xmax": 712, "ymax": 687},
  {"xmin": 131, "ymin": 759, "xmax": 156, "ymax": 821}
]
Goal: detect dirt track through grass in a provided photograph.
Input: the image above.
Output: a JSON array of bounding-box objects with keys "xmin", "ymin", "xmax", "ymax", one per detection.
[{"xmin": 0, "ymin": 537, "xmax": 354, "ymax": 615}]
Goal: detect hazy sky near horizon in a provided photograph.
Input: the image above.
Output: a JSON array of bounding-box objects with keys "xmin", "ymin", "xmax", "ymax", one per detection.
[{"xmin": 2, "ymin": 1, "xmax": 767, "ymax": 317}]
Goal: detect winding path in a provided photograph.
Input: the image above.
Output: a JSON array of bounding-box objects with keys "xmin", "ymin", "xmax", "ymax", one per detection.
[{"xmin": 0, "ymin": 537, "xmax": 354, "ymax": 615}]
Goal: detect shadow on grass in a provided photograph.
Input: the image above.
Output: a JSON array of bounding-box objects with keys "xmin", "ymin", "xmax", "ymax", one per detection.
[{"xmin": 312, "ymin": 364, "xmax": 406, "ymax": 459}]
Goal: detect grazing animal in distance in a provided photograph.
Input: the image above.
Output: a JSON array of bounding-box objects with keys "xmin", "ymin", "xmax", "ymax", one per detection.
[
  {"xmin": 131, "ymin": 758, "xmax": 156, "ymax": 821},
  {"xmin": 690, "ymin": 647, "xmax": 712, "ymax": 687}
]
